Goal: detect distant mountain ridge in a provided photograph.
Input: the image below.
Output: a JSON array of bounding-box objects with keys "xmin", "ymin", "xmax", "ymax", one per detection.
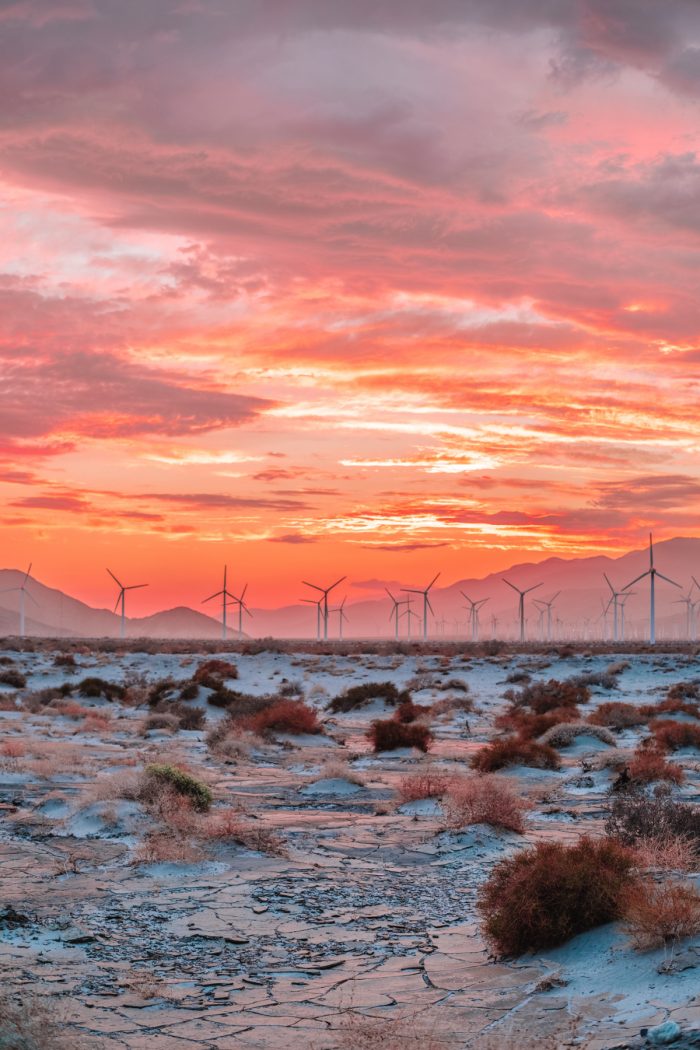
[{"xmin": 1, "ymin": 536, "xmax": 698, "ymax": 639}]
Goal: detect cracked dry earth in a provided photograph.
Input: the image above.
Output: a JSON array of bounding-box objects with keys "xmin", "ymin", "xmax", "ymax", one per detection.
[{"xmin": 0, "ymin": 645, "xmax": 699, "ymax": 1049}]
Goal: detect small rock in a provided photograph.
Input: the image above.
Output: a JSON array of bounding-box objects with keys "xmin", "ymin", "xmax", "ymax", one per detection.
[{"xmin": 647, "ymin": 1021, "xmax": 682, "ymax": 1045}]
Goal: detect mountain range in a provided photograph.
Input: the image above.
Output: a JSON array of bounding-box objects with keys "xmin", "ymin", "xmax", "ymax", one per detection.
[{"xmin": 1, "ymin": 536, "xmax": 698, "ymax": 640}]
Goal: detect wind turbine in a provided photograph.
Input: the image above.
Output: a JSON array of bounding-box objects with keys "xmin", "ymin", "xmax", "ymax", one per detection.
[
  {"xmin": 622, "ymin": 533, "xmax": 680, "ymax": 644},
  {"xmin": 1, "ymin": 564, "xmax": 38, "ymax": 638},
  {"xmin": 603, "ymin": 574, "xmax": 631, "ymax": 642},
  {"xmin": 332, "ymin": 596, "xmax": 349, "ymax": 640},
  {"xmin": 460, "ymin": 591, "xmax": 489, "ymax": 642},
  {"xmin": 401, "ymin": 572, "xmax": 440, "ymax": 640},
  {"xmin": 385, "ymin": 588, "xmax": 407, "ymax": 640},
  {"xmin": 502, "ymin": 578, "xmax": 542, "ymax": 642},
  {"xmin": 302, "ymin": 576, "xmax": 346, "ymax": 640},
  {"xmin": 301, "ymin": 597, "xmax": 323, "ymax": 640},
  {"xmin": 533, "ymin": 591, "xmax": 560, "ymax": 643},
  {"xmin": 202, "ymin": 565, "xmax": 236, "ymax": 640},
  {"xmin": 107, "ymin": 568, "xmax": 148, "ymax": 640},
  {"xmin": 227, "ymin": 583, "xmax": 252, "ymax": 638},
  {"xmin": 401, "ymin": 597, "xmax": 420, "ymax": 640},
  {"xmin": 673, "ymin": 586, "xmax": 699, "ymax": 641}
]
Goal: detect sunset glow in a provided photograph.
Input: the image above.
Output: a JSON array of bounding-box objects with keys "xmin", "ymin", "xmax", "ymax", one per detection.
[{"xmin": 3, "ymin": 1, "xmax": 700, "ymax": 612}]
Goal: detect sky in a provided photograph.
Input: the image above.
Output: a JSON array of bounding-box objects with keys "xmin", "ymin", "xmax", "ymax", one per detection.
[{"xmin": 2, "ymin": 0, "xmax": 700, "ymax": 614}]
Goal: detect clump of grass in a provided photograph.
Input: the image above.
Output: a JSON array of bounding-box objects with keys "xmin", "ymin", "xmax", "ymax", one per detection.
[
  {"xmin": 442, "ymin": 775, "xmax": 527, "ymax": 834},
  {"xmin": 506, "ymin": 678, "xmax": 590, "ymax": 715},
  {"xmin": 622, "ymin": 879, "xmax": 700, "ymax": 951},
  {"xmin": 241, "ymin": 699, "xmax": 321, "ymax": 736},
  {"xmin": 539, "ymin": 721, "xmax": 616, "ymax": 748},
  {"xmin": 0, "ymin": 669, "xmax": 26, "ymax": 688},
  {"xmin": 0, "ymin": 988, "xmax": 83, "ymax": 1049},
  {"xmin": 588, "ymin": 701, "xmax": 647, "ymax": 729},
  {"xmin": 396, "ymin": 770, "xmax": 448, "ymax": 804},
  {"xmin": 203, "ymin": 807, "xmax": 286, "ymax": 856},
  {"xmin": 477, "ymin": 836, "xmax": 636, "ymax": 956},
  {"xmin": 193, "ymin": 658, "xmax": 238, "ymax": 689},
  {"xmin": 471, "ymin": 736, "xmax": 560, "ymax": 773},
  {"xmin": 143, "ymin": 764, "xmax": 212, "ymax": 811},
  {"xmin": 627, "ymin": 747, "xmax": 684, "ymax": 786},
  {"xmin": 328, "ymin": 681, "xmax": 409, "ymax": 713},
  {"xmin": 75, "ymin": 676, "xmax": 124, "ymax": 701}
]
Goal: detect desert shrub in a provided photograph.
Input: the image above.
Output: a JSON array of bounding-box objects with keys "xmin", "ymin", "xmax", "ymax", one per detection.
[
  {"xmin": 627, "ymin": 747, "xmax": 684, "ymax": 786},
  {"xmin": 439, "ymin": 677, "xmax": 469, "ymax": 692},
  {"xmin": 442, "ymin": 775, "xmax": 527, "ymax": 833},
  {"xmin": 369, "ymin": 719, "xmax": 433, "ymax": 753},
  {"xmin": 633, "ymin": 835, "xmax": 696, "ymax": 873},
  {"xmin": 393, "ymin": 699, "xmax": 431, "ymax": 723},
  {"xmin": 328, "ymin": 681, "xmax": 408, "ymax": 713},
  {"xmin": 203, "ymin": 808, "xmax": 286, "ymax": 855},
  {"xmin": 178, "ymin": 680, "xmax": 199, "ymax": 701},
  {"xmin": 146, "ymin": 677, "xmax": 185, "ymax": 707},
  {"xmin": 508, "ymin": 678, "xmax": 589, "ymax": 715},
  {"xmin": 568, "ymin": 671, "xmax": 618, "ymax": 690},
  {"xmin": 588, "ymin": 702, "xmax": 646, "ymax": 729},
  {"xmin": 471, "ymin": 736, "xmax": 560, "ymax": 773},
  {"xmin": 76, "ymin": 676, "xmax": 124, "ymax": 701},
  {"xmin": 606, "ymin": 794, "xmax": 700, "ymax": 852},
  {"xmin": 622, "ymin": 879, "xmax": 700, "ymax": 950},
  {"xmin": 0, "ymin": 988, "xmax": 80, "ymax": 1050},
  {"xmin": 244, "ymin": 699, "xmax": 321, "ymax": 736},
  {"xmin": 278, "ymin": 679, "xmax": 304, "ymax": 698},
  {"xmin": 539, "ymin": 721, "xmax": 616, "ymax": 748},
  {"xmin": 505, "ymin": 670, "xmax": 531, "ymax": 684},
  {"xmin": 143, "ymin": 764, "xmax": 212, "ymax": 811},
  {"xmin": 193, "ymin": 659, "xmax": 238, "ymax": 689},
  {"xmin": 645, "ymin": 696, "xmax": 700, "ymax": 719},
  {"xmin": 206, "ymin": 721, "xmax": 256, "ymax": 761},
  {"xmin": 605, "ymin": 660, "xmax": 631, "ymax": 676},
  {"xmin": 0, "ymin": 669, "xmax": 26, "ymax": 688},
  {"xmin": 477, "ymin": 836, "xmax": 636, "ymax": 956},
  {"xmin": 141, "ymin": 712, "xmax": 180, "ymax": 734},
  {"xmin": 397, "ymin": 770, "xmax": 449, "ymax": 803},
  {"xmin": 176, "ymin": 704, "xmax": 206, "ymax": 731},
  {"xmin": 431, "ymin": 694, "xmax": 474, "ymax": 716},
  {"xmin": 495, "ymin": 706, "xmax": 576, "ymax": 739},
  {"xmin": 53, "ymin": 653, "xmax": 77, "ymax": 668},
  {"xmin": 649, "ymin": 719, "xmax": 700, "ymax": 751},
  {"xmin": 666, "ymin": 681, "xmax": 700, "ymax": 702}
]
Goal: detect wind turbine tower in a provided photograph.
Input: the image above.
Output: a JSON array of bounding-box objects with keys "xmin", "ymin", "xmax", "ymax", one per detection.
[
  {"xmin": 385, "ymin": 588, "xmax": 407, "ymax": 640},
  {"xmin": 202, "ymin": 565, "xmax": 236, "ymax": 640},
  {"xmin": 460, "ymin": 591, "xmax": 489, "ymax": 642},
  {"xmin": 503, "ymin": 578, "xmax": 542, "ymax": 642},
  {"xmin": 622, "ymin": 533, "xmax": 680, "ymax": 644},
  {"xmin": 107, "ymin": 568, "xmax": 148, "ymax": 640},
  {"xmin": 302, "ymin": 576, "xmax": 346, "ymax": 640},
  {"xmin": 401, "ymin": 572, "xmax": 440, "ymax": 640},
  {"xmin": 227, "ymin": 583, "xmax": 252, "ymax": 638},
  {"xmin": 2, "ymin": 564, "xmax": 38, "ymax": 638}
]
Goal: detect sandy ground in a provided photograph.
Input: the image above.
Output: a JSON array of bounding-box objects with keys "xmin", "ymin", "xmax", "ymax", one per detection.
[{"xmin": 0, "ymin": 643, "xmax": 698, "ymax": 1049}]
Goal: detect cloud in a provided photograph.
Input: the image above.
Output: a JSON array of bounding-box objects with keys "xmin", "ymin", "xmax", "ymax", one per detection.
[{"xmin": 269, "ymin": 533, "xmax": 317, "ymax": 544}]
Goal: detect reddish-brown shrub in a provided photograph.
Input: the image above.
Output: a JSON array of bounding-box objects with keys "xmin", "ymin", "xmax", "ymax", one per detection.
[
  {"xmin": 203, "ymin": 808, "xmax": 286, "ymax": 855},
  {"xmin": 628, "ymin": 748, "xmax": 684, "ymax": 786},
  {"xmin": 633, "ymin": 835, "xmax": 696, "ymax": 873},
  {"xmin": 244, "ymin": 699, "xmax": 321, "ymax": 736},
  {"xmin": 1, "ymin": 739, "xmax": 25, "ymax": 759},
  {"xmin": 477, "ymin": 836, "xmax": 636, "ymax": 956},
  {"xmin": 646, "ymin": 696, "xmax": 700, "ymax": 719},
  {"xmin": 193, "ymin": 659, "xmax": 238, "ymax": 683},
  {"xmin": 495, "ymin": 706, "xmax": 578, "ymax": 739},
  {"xmin": 650, "ymin": 719, "xmax": 700, "ymax": 751},
  {"xmin": 588, "ymin": 702, "xmax": 646, "ymax": 729},
  {"xmin": 396, "ymin": 770, "xmax": 449, "ymax": 804},
  {"xmin": 442, "ymin": 775, "xmax": 527, "ymax": 833},
  {"xmin": 368, "ymin": 719, "xmax": 433, "ymax": 753},
  {"xmin": 622, "ymin": 879, "xmax": 700, "ymax": 950},
  {"xmin": 470, "ymin": 736, "xmax": 560, "ymax": 773},
  {"xmin": 393, "ymin": 699, "xmax": 431, "ymax": 723},
  {"xmin": 509, "ymin": 679, "xmax": 589, "ymax": 715}
]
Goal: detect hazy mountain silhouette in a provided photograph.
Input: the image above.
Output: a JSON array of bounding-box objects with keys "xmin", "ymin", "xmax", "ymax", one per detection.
[{"xmin": 1, "ymin": 537, "xmax": 698, "ymax": 639}]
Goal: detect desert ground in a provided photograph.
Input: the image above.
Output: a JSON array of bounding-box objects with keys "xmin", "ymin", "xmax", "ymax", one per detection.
[{"xmin": 0, "ymin": 640, "xmax": 698, "ymax": 1049}]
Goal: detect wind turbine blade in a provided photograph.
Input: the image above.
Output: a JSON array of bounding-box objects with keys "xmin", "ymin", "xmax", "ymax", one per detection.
[
  {"xmin": 114, "ymin": 592, "xmax": 123, "ymax": 613},
  {"xmin": 502, "ymin": 578, "xmax": 519, "ymax": 594},
  {"xmin": 384, "ymin": 588, "xmax": 397, "ymax": 602},
  {"xmin": 524, "ymin": 582, "xmax": 543, "ymax": 594},
  {"xmin": 693, "ymin": 576, "xmax": 700, "ymax": 593},
  {"xmin": 603, "ymin": 573, "xmax": 615, "ymax": 595},
  {"xmin": 302, "ymin": 581, "xmax": 324, "ymax": 593},
  {"xmin": 623, "ymin": 571, "xmax": 649, "ymax": 589},
  {"xmin": 106, "ymin": 568, "xmax": 122, "ymax": 588},
  {"xmin": 656, "ymin": 572, "xmax": 681, "ymax": 588},
  {"xmin": 126, "ymin": 584, "xmax": 148, "ymax": 591},
  {"xmin": 550, "ymin": 591, "xmax": 561, "ymax": 602},
  {"xmin": 202, "ymin": 589, "xmax": 223, "ymax": 603},
  {"xmin": 0, "ymin": 587, "xmax": 19, "ymax": 594},
  {"xmin": 401, "ymin": 588, "xmax": 423, "ymax": 595},
  {"xmin": 426, "ymin": 572, "xmax": 440, "ymax": 591},
  {"xmin": 240, "ymin": 583, "xmax": 248, "ymax": 601},
  {"xmin": 327, "ymin": 576, "xmax": 347, "ymax": 593},
  {"xmin": 425, "ymin": 596, "xmax": 435, "ymax": 616},
  {"xmin": 477, "ymin": 597, "xmax": 490, "ymax": 608},
  {"xmin": 23, "ymin": 563, "xmax": 32, "ymax": 585},
  {"xmin": 649, "ymin": 532, "xmax": 654, "ymax": 568}
]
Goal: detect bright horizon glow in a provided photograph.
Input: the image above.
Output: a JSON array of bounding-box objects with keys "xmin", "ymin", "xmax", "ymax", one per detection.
[{"xmin": 3, "ymin": 2, "xmax": 700, "ymax": 615}]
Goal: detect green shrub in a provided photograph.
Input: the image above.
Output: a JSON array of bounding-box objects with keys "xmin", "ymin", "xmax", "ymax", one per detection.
[{"xmin": 144, "ymin": 764, "xmax": 212, "ymax": 811}]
